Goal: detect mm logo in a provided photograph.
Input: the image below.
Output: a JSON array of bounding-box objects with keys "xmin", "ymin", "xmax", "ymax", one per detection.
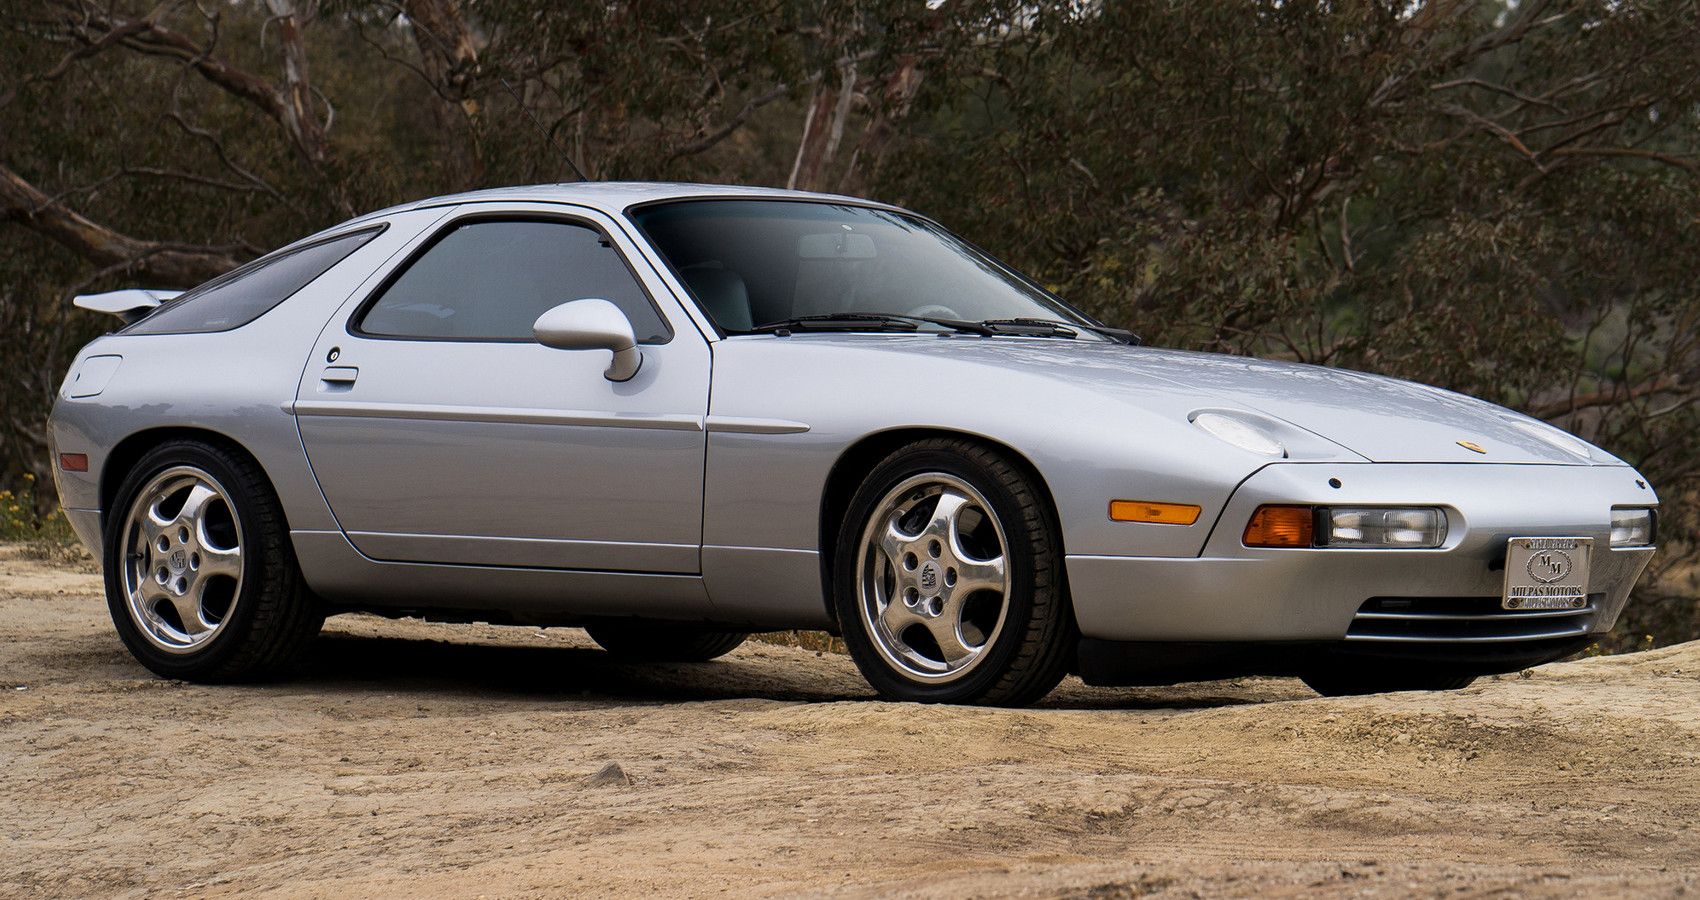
[{"xmin": 1527, "ymin": 549, "xmax": 1573, "ymax": 584}]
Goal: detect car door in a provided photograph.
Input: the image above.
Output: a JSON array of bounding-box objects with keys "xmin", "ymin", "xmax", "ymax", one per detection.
[{"xmin": 293, "ymin": 203, "xmax": 711, "ymax": 574}]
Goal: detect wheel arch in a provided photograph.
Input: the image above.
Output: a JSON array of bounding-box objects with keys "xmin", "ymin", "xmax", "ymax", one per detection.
[
  {"xmin": 816, "ymin": 426, "xmax": 1065, "ymax": 629},
  {"xmin": 100, "ymin": 427, "xmax": 277, "ymax": 525}
]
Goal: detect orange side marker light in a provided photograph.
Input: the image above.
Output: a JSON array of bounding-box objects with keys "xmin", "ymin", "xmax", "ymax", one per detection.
[{"xmin": 1108, "ymin": 500, "xmax": 1201, "ymax": 526}]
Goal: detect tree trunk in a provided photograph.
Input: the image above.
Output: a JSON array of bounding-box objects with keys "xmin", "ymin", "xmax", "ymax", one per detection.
[{"xmin": 0, "ymin": 163, "xmax": 242, "ymax": 287}]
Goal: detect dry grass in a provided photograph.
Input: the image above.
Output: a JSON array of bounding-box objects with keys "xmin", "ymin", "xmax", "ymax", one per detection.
[{"xmin": 749, "ymin": 629, "xmax": 848, "ymax": 654}]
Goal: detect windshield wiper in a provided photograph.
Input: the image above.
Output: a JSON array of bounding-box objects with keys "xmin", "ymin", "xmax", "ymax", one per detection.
[
  {"xmin": 750, "ymin": 313, "xmax": 995, "ymax": 336},
  {"xmin": 977, "ymin": 317, "xmax": 1142, "ymax": 345},
  {"xmin": 749, "ymin": 313, "xmax": 918, "ymax": 334},
  {"xmin": 748, "ymin": 312, "xmax": 1140, "ymax": 344}
]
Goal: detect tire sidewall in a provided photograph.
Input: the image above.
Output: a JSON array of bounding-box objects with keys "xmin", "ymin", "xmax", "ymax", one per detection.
[
  {"xmin": 834, "ymin": 446, "xmax": 1052, "ymax": 703},
  {"xmin": 103, "ymin": 441, "xmax": 275, "ymax": 678}
]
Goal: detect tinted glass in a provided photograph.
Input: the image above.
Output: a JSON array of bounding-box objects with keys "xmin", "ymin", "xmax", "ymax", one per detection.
[
  {"xmin": 630, "ymin": 200, "xmax": 1087, "ymax": 332},
  {"xmin": 127, "ymin": 229, "xmax": 379, "ymax": 335},
  {"xmin": 358, "ymin": 219, "xmax": 669, "ymax": 342}
]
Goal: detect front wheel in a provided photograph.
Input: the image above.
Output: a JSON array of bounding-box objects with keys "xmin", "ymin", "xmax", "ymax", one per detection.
[
  {"xmin": 834, "ymin": 438, "xmax": 1075, "ymax": 706},
  {"xmin": 103, "ymin": 439, "xmax": 323, "ymax": 681}
]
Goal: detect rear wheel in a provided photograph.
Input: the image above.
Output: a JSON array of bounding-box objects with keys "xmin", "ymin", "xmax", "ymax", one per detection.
[
  {"xmin": 103, "ymin": 440, "xmax": 322, "ymax": 681},
  {"xmin": 1301, "ymin": 668, "xmax": 1477, "ymax": 697},
  {"xmin": 585, "ymin": 623, "xmax": 748, "ymax": 662},
  {"xmin": 834, "ymin": 438, "xmax": 1074, "ymax": 706}
]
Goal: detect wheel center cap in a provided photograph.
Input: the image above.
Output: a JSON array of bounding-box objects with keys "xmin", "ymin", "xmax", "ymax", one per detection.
[
  {"xmin": 917, "ymin": 560, "xmax": 942, "ymax": 594},
  {"xmin": 168, "ymin": 548, "xmax": 188, "ymax": 573}
]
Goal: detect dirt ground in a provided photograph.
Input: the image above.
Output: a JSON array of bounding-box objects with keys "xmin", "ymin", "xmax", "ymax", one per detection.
[{"xmin": 3, "ymin": 543, "xmax": 1698, "ymax": 898}]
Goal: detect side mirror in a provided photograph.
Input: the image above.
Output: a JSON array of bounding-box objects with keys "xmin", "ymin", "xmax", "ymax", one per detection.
[{"xmin": 533, "ymin": 298, "xmax": 643, "ymax": 382}]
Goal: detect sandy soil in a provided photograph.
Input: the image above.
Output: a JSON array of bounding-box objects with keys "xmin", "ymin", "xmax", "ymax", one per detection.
[{"xmin": 2, "ymin": 542, "xmax": 1698, "ymax": 898}]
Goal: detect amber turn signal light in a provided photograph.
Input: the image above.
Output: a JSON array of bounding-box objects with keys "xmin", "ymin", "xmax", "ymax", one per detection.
[
  {"xmin": 1108, "ymin": 500, "xmax": 1201, "ymax": 525},
  {"xmin": 59, "ymin": 452, "xmax": 88, "ymax": 473},
  {"xmin": 1243, "ymin": 505, "xmax": 1314, "ymax": 547}
]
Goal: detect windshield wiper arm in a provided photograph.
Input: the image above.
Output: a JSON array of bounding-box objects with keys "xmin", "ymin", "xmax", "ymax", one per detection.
[
  {"xmin": 750, "ymin": 312, "xmax": 996, "ymax": 336},
  {"xmin": 747, "ymin": 312, "xmax": 1139, "ymax": 344},
  {"xmin": 977, "ymin": 318, "xmax": 1142, "ymax": 345},
  {"xmin": 750, "ymin": 313, "xmax": 920, "ymax": 334}
]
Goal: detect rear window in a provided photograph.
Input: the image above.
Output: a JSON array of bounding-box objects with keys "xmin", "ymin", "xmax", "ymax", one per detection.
[{"xmin": 125, "ymin": 228, "xmax": 381, "ymax": 335}]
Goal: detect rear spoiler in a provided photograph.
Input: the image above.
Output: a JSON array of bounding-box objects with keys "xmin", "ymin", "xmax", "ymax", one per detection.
[{"xmin": 73, "ymin": 288, "xmax": 183, "ymax": 325}]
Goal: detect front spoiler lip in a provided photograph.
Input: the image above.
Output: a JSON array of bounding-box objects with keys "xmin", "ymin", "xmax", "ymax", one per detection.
[{"xmin": 1074, "ymin": 636, "xmax": 1592, "ymax": 687}]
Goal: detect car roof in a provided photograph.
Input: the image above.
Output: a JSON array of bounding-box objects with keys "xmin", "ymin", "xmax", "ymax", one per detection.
[{"xmin": 340, "ymin": 182, "xmax": 899, "ymax": 229}]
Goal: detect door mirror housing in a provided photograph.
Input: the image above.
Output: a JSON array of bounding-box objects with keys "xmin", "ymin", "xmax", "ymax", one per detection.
[{"xmin": 533, "ymin": 298, "xmax": 643, "ymax": 382}]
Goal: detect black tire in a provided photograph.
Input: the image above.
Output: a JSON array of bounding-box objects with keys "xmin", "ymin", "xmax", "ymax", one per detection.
[
  {"xmin": 1301, "ymin": 668, "xmax": 1477, "ymax": 697},
  {"xmin": 585, "ymin": 622, "xmax": 749, "ymax": 662},
  {"xmin": 102, "ymin": 439, "xmax": 323, "ymax": 681},
  {"xmin": 833, "ymin": 437, "xmax": 1075, "ymax": 706}
]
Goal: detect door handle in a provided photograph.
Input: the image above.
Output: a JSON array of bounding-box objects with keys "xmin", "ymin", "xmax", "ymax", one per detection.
[{"xmin": 319, "ymin": 366, "xmax": 359, "ymax": 391}]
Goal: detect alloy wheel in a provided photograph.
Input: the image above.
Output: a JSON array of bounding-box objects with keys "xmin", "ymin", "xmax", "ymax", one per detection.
[
  {"xmin": 119, "ymin": 465, "xmax": 245, "ymax": 654},
  {"xmin": 855, "ymin": 473, "xmax": 1011, "ymax": 683}
]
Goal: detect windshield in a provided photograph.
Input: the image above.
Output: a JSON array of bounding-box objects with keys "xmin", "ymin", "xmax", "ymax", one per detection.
[{"xmin": 629, "ymin": 200, "xmax": 1091, "ymax": 334}]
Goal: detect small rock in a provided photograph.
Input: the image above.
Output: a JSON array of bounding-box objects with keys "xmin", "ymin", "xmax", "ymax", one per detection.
[{"xmin": 586, "ymin": 762, "xmax": 630, "ymax": 786}]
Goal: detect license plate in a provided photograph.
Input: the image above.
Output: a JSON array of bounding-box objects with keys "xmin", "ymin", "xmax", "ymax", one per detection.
[{"xmin": 1502, "ymin": 537, "xmax": 1593, "ymax": 610}]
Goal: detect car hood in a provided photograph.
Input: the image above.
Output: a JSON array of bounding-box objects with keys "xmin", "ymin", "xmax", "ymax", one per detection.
[
  {"xmin": 1113, "ymin": 346, "xmax": 1604, "ymax": 464},
  {"xmin": 781, "ymin": 335, "xmax": 1611, "ymax": 465}
]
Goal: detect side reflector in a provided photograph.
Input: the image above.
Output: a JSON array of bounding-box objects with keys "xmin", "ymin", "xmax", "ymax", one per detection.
[
  {"xmin": 59, "ymin": 452, "xmax": 89, "ymax": 472},
  {"xmin": 1243, "ymin": 505, "xmax": 1314, "ymax": 547},
  {"xmin": 1109, "ymin": 500, "xmax": 1201, "ymax": 525}
]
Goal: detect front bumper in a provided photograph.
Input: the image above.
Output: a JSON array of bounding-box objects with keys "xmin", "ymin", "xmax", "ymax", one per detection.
[{"xmin": 1067, "ymin": 462, "xmax": 1657, "ymax": 643}]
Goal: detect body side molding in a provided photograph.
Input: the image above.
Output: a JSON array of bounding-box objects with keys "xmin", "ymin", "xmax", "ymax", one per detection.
[
  {"xmin": 288, "ymin": 399, "xmax": 703, "ymax": 432},
  {"xmin": 704, "ymin": 416, "xmax": 811, "ymax": 435}
]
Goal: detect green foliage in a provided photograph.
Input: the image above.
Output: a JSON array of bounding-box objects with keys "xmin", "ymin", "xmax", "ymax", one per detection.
[{"xmin": 0, "ymin": 475, "xmax": 76, "ymax": 543}]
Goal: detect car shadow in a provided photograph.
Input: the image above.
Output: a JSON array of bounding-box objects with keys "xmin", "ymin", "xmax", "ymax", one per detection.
[
  {"xmin": 282, "ymin": 631, "xmax": 1305, "ymax": 711},
  {"xmin": 48, "ymin": 626, "xmax": 1305, "ymax": 711},
  {"xmin": 289, "ymin": 632, "xmax": 875, "ymax": 704}
]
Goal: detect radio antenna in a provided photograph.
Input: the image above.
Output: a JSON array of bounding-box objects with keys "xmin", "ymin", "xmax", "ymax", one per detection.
[{"xmin": 500, "ymin": 77, "xmax": 589, "ymax": 182}]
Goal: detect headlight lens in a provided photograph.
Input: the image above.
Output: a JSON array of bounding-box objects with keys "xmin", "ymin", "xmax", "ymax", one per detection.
[
  {"xmin": 1319, "ymin": 507, "xmax": 1448, "ymax": 548},
  {"xmin": 1610, "ymin": 507, "xmax": 1656, "ymax": 548},
  {"xmin": 1192, "ymin": 412, "xmax": 1286, "ymax": 458},
  {"xmin": 1246, "ymin": 505, "xmax": 1448, "ymax": 549}
]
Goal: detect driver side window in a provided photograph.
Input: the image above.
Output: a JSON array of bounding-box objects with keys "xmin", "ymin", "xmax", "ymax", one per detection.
[{"xmin": 357, "ymin": 218, "xmax": 670, "ymax": 343}]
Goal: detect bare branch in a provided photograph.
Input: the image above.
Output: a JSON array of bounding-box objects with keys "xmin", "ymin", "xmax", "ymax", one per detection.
[
  {"xmin": 1528, "ymin": 375, "xmax": 1685, "ymax": 420},
  {"xmin": 0, "ymin": 161, "xmax": 242, "ymax": 286},
  {"xmin": 663, "ymin": 80, "xmax": 798, "ymax": 164},
  {"xmin": 1546, "ymin": 146, "xmax": 1700, "ymax": 175},
  {"xmin": 50, "ymin": 0, "xmax": 330, "ymax": 165},
  {"xmin": 1430, "ymin": 77, "xmax": 1567, "ymax": 113}
]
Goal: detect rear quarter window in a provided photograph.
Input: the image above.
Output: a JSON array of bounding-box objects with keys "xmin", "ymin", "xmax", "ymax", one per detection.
[{"xmin": 124, "ymin": 227, "xmax": 381, "ymax": 335}]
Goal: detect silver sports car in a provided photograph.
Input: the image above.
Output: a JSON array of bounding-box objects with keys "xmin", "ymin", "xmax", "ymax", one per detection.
[{"xmin": 49, "ymin": 183, "xmax": 1659, "ymax": 705}]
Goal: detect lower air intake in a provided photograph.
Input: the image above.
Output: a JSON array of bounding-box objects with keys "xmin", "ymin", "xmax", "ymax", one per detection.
[{"xmin": 1345, "ymin": 595, "xmax": 1601, "ymax": 643}]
